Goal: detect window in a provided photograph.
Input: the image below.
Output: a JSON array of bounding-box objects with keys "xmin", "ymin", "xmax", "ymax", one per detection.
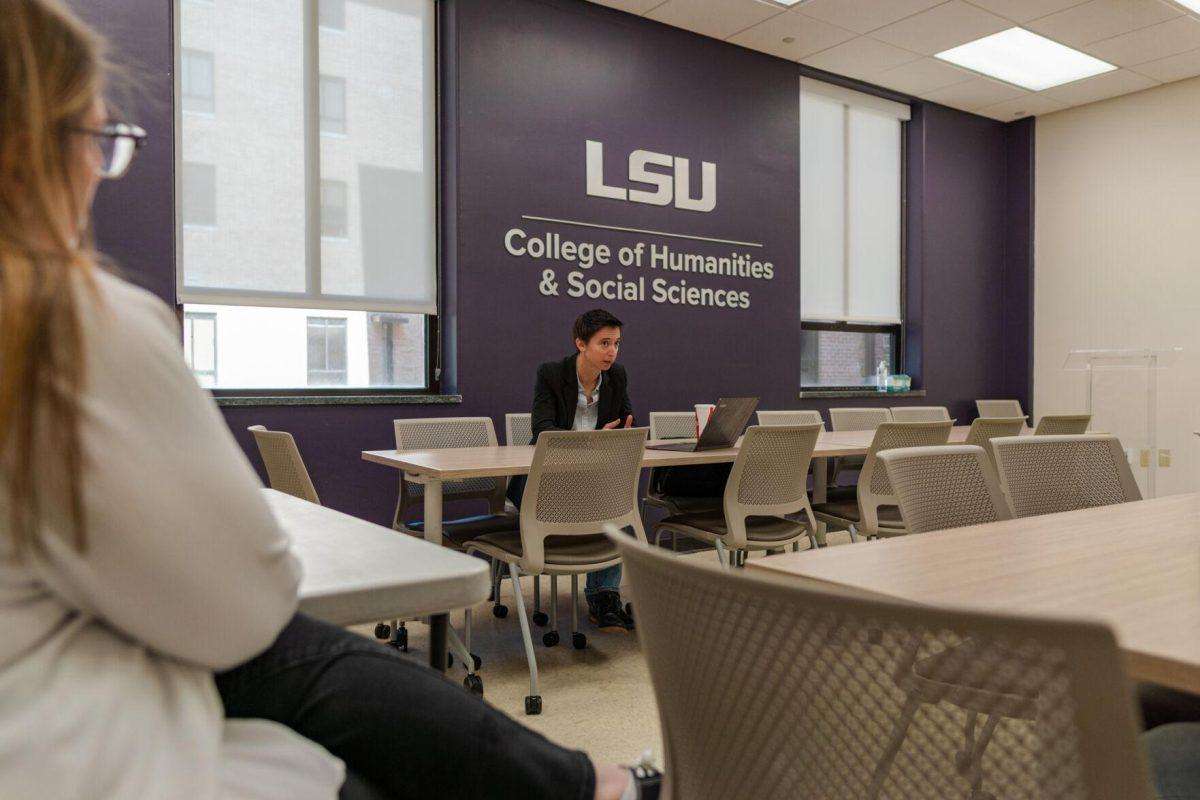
[
  {"xmin": 182, "ymin": 162, "xmax": 216, "ymax": 227},
  {"xmin": 319, "ymin": 0, "xmax": 346, "ymax": 31},
  {"xmin": 184, "ymin": 312, "xmax": 218, "ymax": 386},
  {"xmin": 307, "ymin": 317, "xmax": 348, "ymax": 385},
  {"xmin": 181, "ymin": 49, "xmax": 215, "ymax": 114},
  {"xmin": 800, "ymin": 78, "xmax": 907, "ymax": 388},
  {"xmin": 319, "ymin": 75, "xmax": 346, "ymax": 134},
  {"xmin": 321, "ymin": 179, "xmax": 348, "ymax": 239},
  {"xmin": 177, "ymin": 1, "xmax": 437, "ymax": 392}
]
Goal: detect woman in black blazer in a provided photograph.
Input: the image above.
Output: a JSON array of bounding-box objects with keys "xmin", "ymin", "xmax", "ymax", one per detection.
[{"xmin": 508, "ymin": 309, "xmax": 634, "ymax": 632}]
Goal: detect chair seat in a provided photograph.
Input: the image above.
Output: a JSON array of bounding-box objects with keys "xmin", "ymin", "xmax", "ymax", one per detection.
[
  {"xmin": 466, "ymin": 530, "xmax": 620, "ymax": 568},
  {"xmin": 644, "ymin": 493, "xmax": 723, "ymax": 515},
  {"xmin": 811, "ymin": 498, "xmax": 902, "ymax": 525},
  {"xmin": 656, "ymin": 510, "xmax": 807, "ymax": 544},
  {"xmin": 409, "ymin": 513, "xmax": 519, "ymax": 549},
  {"xmin": 908, "ymin": 641, "xmax": 1041, "ymax": 720}
]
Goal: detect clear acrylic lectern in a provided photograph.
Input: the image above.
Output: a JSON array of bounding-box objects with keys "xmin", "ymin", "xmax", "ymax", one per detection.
[{"xmin": 1062, "ymin": 348, "xmax": 1181, "ymax": 498}]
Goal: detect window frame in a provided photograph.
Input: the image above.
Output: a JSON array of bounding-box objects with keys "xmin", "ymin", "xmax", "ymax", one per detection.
[
  {"xmin": 184, "ymin": 311, "xmax": 218, "ymax": 385},
  {"xmin": 800, "ymin": 85, "xmax": 908, "ymax": 390},
  {"xmin": 180, "ymin": 48, "xmax": 215, "ymax": 115},
  {"xmin": 318, "ymin": 74, "xmax": 347, "ymax": 135},
  {"xmin": 172, "ymin": 0, "xmax": 443, "ymax": 400},
  {"xmin": 306, "ymin": 315, "xmax": 350, "ymax": 386}
]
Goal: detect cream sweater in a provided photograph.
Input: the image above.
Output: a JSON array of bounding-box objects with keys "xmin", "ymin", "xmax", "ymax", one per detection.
[{"xmin": 0, "ymin": 271, "xmax": 343, "ymax": 798}]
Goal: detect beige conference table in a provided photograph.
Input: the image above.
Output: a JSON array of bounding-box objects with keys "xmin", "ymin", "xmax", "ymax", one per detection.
[
  {"xmin": 265, "ymin": 488, "xmax": 491, "ymax": 672},
  {"xmin": 748, "ymin": 492, "xmax": 1200, "ymax": 696},
  {"xmin": 362, "ymin": 424, "xmax": 983, "ymax": 547}
]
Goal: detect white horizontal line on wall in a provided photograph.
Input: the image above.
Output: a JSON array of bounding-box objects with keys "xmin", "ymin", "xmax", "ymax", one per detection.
[{"xmin": 521, "ymin": 215, "xmax": 764, "ymax": 248}]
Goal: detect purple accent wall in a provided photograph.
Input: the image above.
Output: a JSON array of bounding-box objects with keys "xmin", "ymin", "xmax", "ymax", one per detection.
[{"xmin": 79, "ymin": 0, "xmax": 1036, "ymax": 526}]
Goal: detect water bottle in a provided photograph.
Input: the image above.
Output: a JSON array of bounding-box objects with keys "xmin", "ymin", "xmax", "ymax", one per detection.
[{"xmin": 876, "ymin": 360, "xmax": 889, "ymax": 392}]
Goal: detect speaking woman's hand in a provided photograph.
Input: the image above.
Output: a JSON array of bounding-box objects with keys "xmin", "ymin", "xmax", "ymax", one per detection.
[{"xmin": 603, "ymin": 415, "xmax": 633, "ymax": 430}]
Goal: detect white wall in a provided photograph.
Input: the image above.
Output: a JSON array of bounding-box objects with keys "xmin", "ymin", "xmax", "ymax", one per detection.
[{"xmin": 1035, "ymin": 76, "xmax": 1200, "ymax": 497}]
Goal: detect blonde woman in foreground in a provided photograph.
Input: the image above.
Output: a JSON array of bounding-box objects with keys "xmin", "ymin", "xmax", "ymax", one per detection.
[{"xmin": 0, "ymin": 2, "xmax": 660, "ymax": 798}]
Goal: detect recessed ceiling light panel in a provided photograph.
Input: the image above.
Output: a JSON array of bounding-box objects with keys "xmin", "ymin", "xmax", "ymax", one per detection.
[
  {"xmin": 935, "ymin": 27, "xmax": 1116, "ymax": 92},
  {"xmin": 1171, "ymin": 0, "xmax": 1200, "ymax": 15}
]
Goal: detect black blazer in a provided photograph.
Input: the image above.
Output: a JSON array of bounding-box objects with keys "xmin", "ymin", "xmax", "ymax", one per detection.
[{"xmin": 529, "ymin": 354, "xmax": 634, "ymax": 443}]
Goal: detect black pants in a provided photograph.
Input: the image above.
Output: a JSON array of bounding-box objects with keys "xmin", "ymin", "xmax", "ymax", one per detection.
[{"xmin": 216, "ymin": 613, "xmax": 595, "ymax": 800}]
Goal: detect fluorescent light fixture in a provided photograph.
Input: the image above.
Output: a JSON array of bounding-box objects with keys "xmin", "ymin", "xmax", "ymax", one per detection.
[
  {"xmin": 757, "ymin": 0, "xmax": 806, "ymax": 7},
  {"xmin": 1172, "ymin": 0, "xmax": 1200, "ymax": 15},
  {"xmin": 935, "ymin": 27, "xmax": 1116, "ymax": 91}
]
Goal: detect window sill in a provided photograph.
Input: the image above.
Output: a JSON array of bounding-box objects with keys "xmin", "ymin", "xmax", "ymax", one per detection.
[
  {"xmin": 798, "ymin": 389, "xmax": 926, "ymax": 399},
  {"xmin": 214, "ymin": 393, "xmax": 462, "ymax": 407}
]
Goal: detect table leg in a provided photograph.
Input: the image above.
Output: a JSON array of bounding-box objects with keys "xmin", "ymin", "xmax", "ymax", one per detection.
[
  {"xmin": 429, "ymin": 613, "xmax": 448, "ymax": 673},
  {"xmin": 423, "ymin": 478, "xmax": 443, "ymax": 546},
  {"xmin": 812, "ymin": 457, "xmax": 828, "ymax": 505}
]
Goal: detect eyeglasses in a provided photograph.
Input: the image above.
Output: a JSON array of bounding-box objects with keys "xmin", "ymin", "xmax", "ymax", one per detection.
[{"xmin": 70, "ymin": 122, "xmax": 148, "ymax": 179}]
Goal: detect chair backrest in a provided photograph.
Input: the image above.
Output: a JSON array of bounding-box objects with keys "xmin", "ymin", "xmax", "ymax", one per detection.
[
  {"xmin": 964, "ymin": 416, "xmax": 1028, "ymax": 465},
  {"xmin": 392, "ymin": 417, "xmax": 504, "ymax": 528},
  {"xmin": 830, "ymin": 407, "xmax": 891, "ymax": 431},
  {"xmin": 858, "ymin": 421, "xmax": 954, "ymax": 535},
  {"xmin": 248, "ymin": 425, "xmax": 320, "ymax": 504},
  {"xmin": 976, "ymin": 399, "xmax": 1024, "ymax": 418},
  {"xmin": 650, "ymin": 411, "xmax": 696, "ymax": 440},
  {"xmin": 992, "ymin": 434, "xmax": 1141, "ymax": 518},
  {"xmin": 505, "ymin": 412, "xmax": 533, "ymax": 446},
  {"xmin": 612, "ymin": 532, "xmax": 1153, "ymax": 800},
  {"xmin": 518, "ymin": 428, "xmax": 648, "ymax": 571},
  {"xmin": 890, "ymin": 406, "xmax": 951, "ymax": 423},
  {"xmin": 721, "ymin": 423, "xmax": 822, "ymax": 548},
  {"xmin": 878, "ymin": 445, "xmax": 1012, "ymax": 533},
  {"xmin": 755, "ymin": 409, "xmax": 825, "ymax": 429},
  {"xmin": 1035, "ymin": 414, "xmax": 1092, "ymax": 435}
]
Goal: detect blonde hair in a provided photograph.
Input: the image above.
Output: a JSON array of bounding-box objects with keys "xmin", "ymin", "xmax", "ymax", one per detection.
[{"xmin": 0, "ymin": 0, "xmax": 110, "ymax": 555}]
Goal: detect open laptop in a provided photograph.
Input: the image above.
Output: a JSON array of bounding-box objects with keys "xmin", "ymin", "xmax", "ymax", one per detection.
[{"xmin": 647, "ymin": 397, "xmax": 759, "ymax": 452}]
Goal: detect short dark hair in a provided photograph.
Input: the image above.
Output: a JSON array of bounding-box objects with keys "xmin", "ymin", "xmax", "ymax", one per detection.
[{"xmin": 572, "ymin": 308, "xmax": 623, "ymax": 344}]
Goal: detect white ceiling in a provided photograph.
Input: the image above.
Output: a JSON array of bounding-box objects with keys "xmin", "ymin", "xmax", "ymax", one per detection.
[{"xmin": 587, "ymin": 0, "xmax": 1200, "ymax": 120}]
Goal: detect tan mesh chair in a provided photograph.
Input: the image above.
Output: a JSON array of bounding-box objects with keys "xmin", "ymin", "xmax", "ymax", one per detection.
[
  {"xmin": 643, "ymin": 412, "xmax": 721, "ymax": 535},
  {"xmin": 878, "ymin": 445, "xmax": 1012, "ymax": 533},
  {"xmin": 813, "ymin": 420, "xmax": 953, "ymax": 539},
  {"xmin": 248, "ymin": 425, "xmax": 319, "ymax": 503},
  {"xmin": 391, "ymin": 417, "xmax": 514, "ymax": 547},
  {"xmin": 829, "ymin": 407, "xmax": 892, "ymax": 486},
  {"xmin": 976, "ymin": 399, "xmax": 1024, "ymax": 418},
  {"xmin": 653, "ymin": 424, "xmax": 823, "ymax": 567},
  {"xmin": 1034, "ymin": 414, "xmax": 1091, "ymax": 435},
  {"xmin": 505, "ymin": 412, "xmax": 533, "ymax": 446},
  {"xmin": 465, "ymin": 428, "xmax": 648, "ymax": 715},
  {"xmin": 964, "ymin": 417, "xmax": 1028, "ymax": 468},
  {"xmin": 891, "ymin": 406, "xmax": 952, "ymax": 423},
  {"xmin": 992, "ymin": 434, "xmax": 1141, "ymax": 518},
  {"xmin": 756, "ymin": 409, "xmax": 824, "ymax": 427},
  {"xmin": 611, "ymin": 531, "xmax": 1154, "ymax": 800}
]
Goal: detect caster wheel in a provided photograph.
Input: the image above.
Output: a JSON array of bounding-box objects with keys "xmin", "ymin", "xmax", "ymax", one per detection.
[
  {"xmin": 572, "ymin": 632, "xmax": 587, "ymax": 650},
  {"xmin": 524, "ymin": 695, "xmax": 543, "ymax": 716},
  {"xmin": 387, "ymin": 627, "xmax": 408, "ymax": 652},
  {"xmin": 471, "ymin": 653, "xmax": 482, "ymax": 671},
  {"xmin": 463, "ymin": 674, "xmax": 484, "ymax": 696},
  {"xmin": 532, "ymin": 611, "xmax": 549, "ymax": 627},
  {"xmin": 374, "ymin": 623, "xmax": 391, "ymax": 640},
  {"xmin": 493, "ymin": 604, "xmax": 508, "ymax": 619},
  {"xmin": 542, "ymin": 630, "xmax": 560, "ymax": 647},
  {"xmin": 624, "ymin": 602, "xmax": 634, "ymax": 622}
]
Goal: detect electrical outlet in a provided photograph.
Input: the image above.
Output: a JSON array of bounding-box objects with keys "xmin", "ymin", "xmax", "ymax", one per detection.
[
  {"xmin": 1159, "ymin": 449, "xmax": 1171, "ymax": 467},
  {"xmin": 1140, "ymin": 449, "xmax": 1151, "ymax": 468}
]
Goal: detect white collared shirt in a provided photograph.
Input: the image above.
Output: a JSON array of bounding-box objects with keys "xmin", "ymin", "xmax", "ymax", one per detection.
[{"xmin": 575, "ymin": 370, "xmax": 602, "ymax": 431}]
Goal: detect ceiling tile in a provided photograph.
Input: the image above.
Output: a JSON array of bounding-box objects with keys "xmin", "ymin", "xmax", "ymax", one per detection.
[
  {"xmin": 793, "ymin": 0, "xmax": 946, "ymax": 35},
  {"xmin": 870, "ymin": 1, "xmax": 1012, "ymax": 55},
  {"xmin": 1040, "ymin": 67, "xmax": 1159, "ymax": 104},
  {"xmin": 801, "ymin": 36, "xmax": 923, "ymax": 80},
  {"xmin": 727, "ymin": 10, "xmax": 857, "ymax": 60},
  {"xmin": 963, "ymin": 0, "xmax": 1090, "ymax": 24},
  {"xmin": 586, "ymin": 0, "xmax": 666, "ymax": 14},
  {"xmin": 922, "ymin": 75, "xmax": 1029, "ymax": 109},
  {"xmin": 1132, "ymin": 47, "xmax": 1200, "ymax": 82},
  {"xmin": 973, "ymin": 93, "xmax": 1069, "ymax": 120},
  {"xmin": 1086, "ymin": 15, "xmax": 1200, "ymax": 67},
  {"xmin": 644, "ymin": 0, "xmax": 784, "ymax": 40},
  {"xmin": 1025, "ymin": 0, "xmax": 1181, "ymax": 48},
  {"xmin": 868, "ymin": 56, "xmax": 978, "ymax": 95}
]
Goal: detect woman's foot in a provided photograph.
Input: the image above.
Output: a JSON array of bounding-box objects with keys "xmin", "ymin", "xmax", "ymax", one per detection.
[{"xmin": 586, "ymin": 590, "xmax": 627, "ymax": 633}]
